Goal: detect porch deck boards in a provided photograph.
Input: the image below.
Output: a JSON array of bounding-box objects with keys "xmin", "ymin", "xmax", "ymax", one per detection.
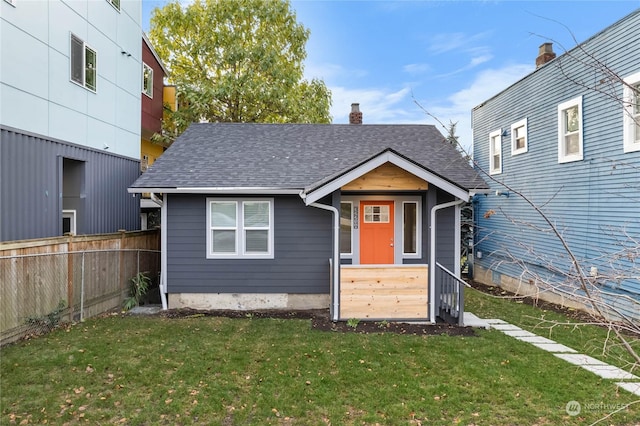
[{"xmin": 340, "ymin": 265, "xmax": 428, "ymax": 319}]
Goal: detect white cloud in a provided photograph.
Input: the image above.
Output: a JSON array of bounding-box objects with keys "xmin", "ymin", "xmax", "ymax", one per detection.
[
  {"xmin": 329, "ymin": 86, "xmax": 419, "ymax": 124},
  {"xmin": 403, "ymin": 63, "xmax": 431, "ymax": 75},
  {"xmin": 424, "ymin": 63, "xmax": 534, "ymax": 153},
  {"xmin": 427, "ymin": 31, "xmax": 493, "ymax": 54}
]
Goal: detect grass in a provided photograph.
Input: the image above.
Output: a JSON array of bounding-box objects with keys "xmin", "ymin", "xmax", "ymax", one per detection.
[{"xmin": 1, "ymin": 289, "xmax": 638, "ymax": 425}]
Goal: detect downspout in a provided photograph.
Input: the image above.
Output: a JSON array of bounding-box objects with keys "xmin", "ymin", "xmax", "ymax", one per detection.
[
  {"xmin": 307, "ymin": 200, "xmax": 340, "ymax": 322},
  {"xmin": 153, "ymin": 193, "xmax": 168, "ymax": 311},
  {"xmin": 429, "ymin": 198, "xmax": 466, "ymax": 323}
]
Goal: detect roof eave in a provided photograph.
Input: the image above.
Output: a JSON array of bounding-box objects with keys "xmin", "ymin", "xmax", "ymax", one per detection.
[{"xmin": 128, "ymin": 187, "xmax": 303, "ymax": 195}]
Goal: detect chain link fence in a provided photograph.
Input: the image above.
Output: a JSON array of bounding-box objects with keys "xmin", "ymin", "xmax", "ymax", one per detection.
[{"xmin": 1, "ymin": 232, "xmax": 160, "ymax": 346}]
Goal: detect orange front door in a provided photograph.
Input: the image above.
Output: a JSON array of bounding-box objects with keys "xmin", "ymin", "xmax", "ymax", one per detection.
[{"xmin": 360, "ymin": 201, "xmax": 394, "ymax": 264}]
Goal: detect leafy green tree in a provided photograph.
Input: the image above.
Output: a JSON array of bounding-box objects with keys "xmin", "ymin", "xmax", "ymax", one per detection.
[{"xmin": 149, "ymin": 0, "xmax": 332, "ymax": 144}]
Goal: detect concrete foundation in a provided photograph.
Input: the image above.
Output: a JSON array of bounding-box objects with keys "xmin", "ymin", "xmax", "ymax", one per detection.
[
  {"xmin": 169, "ymin": 293, "xmax": 330, "ymax": 311},
  {"xmin": 473, "ymin": 264, "xmax": 593, "ymax": 313}
]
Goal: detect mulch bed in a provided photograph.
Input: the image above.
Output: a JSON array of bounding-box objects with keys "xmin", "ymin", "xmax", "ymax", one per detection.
[{"xmin": 159, "ymin": 307, "xmax": 477, "ymax": 337}]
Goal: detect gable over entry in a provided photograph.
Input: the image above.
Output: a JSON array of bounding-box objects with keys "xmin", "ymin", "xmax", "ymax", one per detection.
[{"xmin": 302, "ymin": 150, "xmax": 473, "ymax": 322}]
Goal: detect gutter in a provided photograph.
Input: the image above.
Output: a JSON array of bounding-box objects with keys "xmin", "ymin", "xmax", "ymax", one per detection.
[
  {"xmin": 429, "ymin": 198, "xmax": 466, "ymax": 323},
  {"xmin": 154, "ymin": 193, "xmax": 168, "ymax": 311},
  {"xmin": 307, "ymin": 199, "xmax": 340, "ymax": 322}
]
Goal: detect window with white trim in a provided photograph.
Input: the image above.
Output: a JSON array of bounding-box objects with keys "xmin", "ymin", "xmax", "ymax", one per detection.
[
  {"xmin": 557, "ymin": 96, "xmax": 583, "ymax": 163},
  {"xmin": 511, "ymin": 118, "xmax": 528, "ymax": 155},
  {"xmin": 489, "ymin": 129, "xmax": 502, "ymax": 175},
  {"xmin": 206, "ymin": 198, "xmax": 274, "ymax": 258},
  {"xmin": 340, "ymin": 202, "xmax": 352, "ymax": 255},
  {"xmin": 142, "ymin": 63, "xmax": 153, "ymax": 98},
  {"xmin": 70, "ymin": 34, "xmax": 96, "ymax": 92},
  {"xmin": 402, "ymin": 201, "xmax": 418, "ymax": 255},
  {"xmin": 106, "ymin": 0, "xmax": 120, "ymax": 11},
  {"xmin": 623, "ymin": 72, "xmax": 640, "ymax": 153}
]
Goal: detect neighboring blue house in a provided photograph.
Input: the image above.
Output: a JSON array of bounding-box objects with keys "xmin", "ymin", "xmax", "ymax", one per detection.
[
  {"xmin": 129, "ymin": 115, "xmax": 489, "ymax": 323},
  {"xmin": 472, "ymin": 10, "xmax": 640, "ymax": 321}
]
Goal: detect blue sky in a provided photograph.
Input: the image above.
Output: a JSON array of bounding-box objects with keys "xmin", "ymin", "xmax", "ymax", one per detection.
[{"xmin": 142, "ymin": 0, "xmax": 640, "ymax": 151}]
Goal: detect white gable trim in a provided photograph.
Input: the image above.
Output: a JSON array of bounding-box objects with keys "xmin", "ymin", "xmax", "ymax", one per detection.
[{"xmin": 302, "ymin": 151, "xmax": 469, "ymax": 205}]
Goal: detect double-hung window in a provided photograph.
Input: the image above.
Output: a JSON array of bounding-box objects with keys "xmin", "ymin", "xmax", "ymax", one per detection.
[
  {"xmin": 70, "ymin": 34, "xmax": 97, "ymax": 92},
  {"xmin": 557, "ymin": 96, "xmax": 583, "ymax": 163},
  {"xmin": 623, "ymin": 72, "xmax": 640, "ymax": 153},
  {"xmin": 511, "ymin": 118, "xmax": 528, "ymax": 155},
  {"xmin": 142, "ymin": 63, "xmax": 153, "ymax": 98},
  {"xmin": 489, "ymin": 129, "xmax": 502, "ymax": 175},
  {"xmin": 207, "ymin": 198, "xmax": 274, "ymax": 258}
]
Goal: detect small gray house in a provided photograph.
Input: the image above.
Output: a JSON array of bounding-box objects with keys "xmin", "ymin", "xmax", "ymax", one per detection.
[{"xmin": 129, "ymin": 117, "xmax": 488, "ymax": 323}]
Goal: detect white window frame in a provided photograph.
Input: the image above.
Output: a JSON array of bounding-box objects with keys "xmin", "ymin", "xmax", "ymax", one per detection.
[
  {"xmin": 142, "ymin": 62, "xmax": 153, "ymax": 98},
  {"xmin": 402, "ymin": 201, "xmax": 420, "ymax": 257},
  {"xmin": 106, "ymin": 0, "xmax": 120, "ymax": 11},
  {"xmin": 62, "ymin": 210, "xmax": 76, "ymax": 235},
  {"xmin": 339, "ymin": 201, "xmax": 353, "ymax": 256},
  {"xmin": 489, "ymin": 129, "xmax": 502, "ymax": 175},
  {"xmin": 206, "ymin": 198, "xmax": 274, "ymax": 259},
  {"xmin": 557, "ymin": 96, "xmax": 583, "ymax": 163},
  {"xmin": 70, "ymin": 33, "xmax": 97, "ymax": 92},
  {"xmin": 510, "ymin": 118, "xmax": 528, "ymax": 155},
  {"xmin": 623, "ymin": 71, "xmax": 640, "ymax": 153}
]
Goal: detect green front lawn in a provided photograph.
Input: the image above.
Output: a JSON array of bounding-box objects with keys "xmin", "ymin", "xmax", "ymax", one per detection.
[{"xmin": 1, "ymin": 289, "xmax": 638, "ymax": 425}]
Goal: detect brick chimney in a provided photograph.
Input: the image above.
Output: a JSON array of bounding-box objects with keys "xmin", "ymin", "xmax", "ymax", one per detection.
[
  {"xmin": 349, "ymin": 103, "xmax": 362, "ymax": 124},
  {"xmin": 536, "ymin": 42, "xmax": 556, "ymax": 68}
]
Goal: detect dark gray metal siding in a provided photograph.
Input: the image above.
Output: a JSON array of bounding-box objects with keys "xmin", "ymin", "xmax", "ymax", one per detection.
[
  {"xmin": 0, "ymin": 127, "xmax": 140, "ymax": 242},
  {"xmin": 166, "ymin": 194, "xmax": 333, "ymax": 294}
]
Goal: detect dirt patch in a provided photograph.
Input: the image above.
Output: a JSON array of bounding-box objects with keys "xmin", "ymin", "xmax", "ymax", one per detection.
[{"xmin": 158, "ymin": 308, "xmax": 476, "ymax": 337}]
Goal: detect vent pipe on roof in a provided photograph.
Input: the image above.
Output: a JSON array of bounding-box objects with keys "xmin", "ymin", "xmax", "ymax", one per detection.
[
  {"xmin": 536, "ymin": 42, "xmax": 556, "ymax": 68},
  {"xmin": 349, "ymin": 103, "xmax": 363, "ymax": 124}
]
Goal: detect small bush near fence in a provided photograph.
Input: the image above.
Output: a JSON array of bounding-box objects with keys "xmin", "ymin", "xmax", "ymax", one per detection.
[{"xmin": 0, "ymin": 231, "xmax": 160, "ymax": 346}]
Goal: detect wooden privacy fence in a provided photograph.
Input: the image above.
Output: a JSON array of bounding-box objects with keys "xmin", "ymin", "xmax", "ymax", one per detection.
[{"xmin": 0, "ymin": 230, "xmax": 160, "ymax": 346}]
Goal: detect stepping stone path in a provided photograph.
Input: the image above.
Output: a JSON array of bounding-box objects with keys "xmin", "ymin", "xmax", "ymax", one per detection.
[{"xmin": 485, "ymin": 319, "xmax": 640, "ymax": 396}]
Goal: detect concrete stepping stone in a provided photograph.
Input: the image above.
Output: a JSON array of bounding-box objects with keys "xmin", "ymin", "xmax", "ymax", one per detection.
[
  {"xmin": 513, "ymin": 335, "xmax": 557, "ymax": 345},
  {"xmin": 578, "ymin": 364, "xmax": 639, "ymax": 380},
  {"xmin": 500, "ymin": 329, "xmax": 538, "ymax": 337},
  {"xmin": 554, "ymin": 353, "xmax": 609, "ymax": 366},
  {"xmin": 485, "ymin": 319, "xmax": 507, "ymax": 324},
  {"xmin": 490, "ymin": 323, "xmax": 523, "ymax": 331},
  {"xmin": 531, "ymin": 342, "xmax": 577, "ymax": 353},
  {"xmin": 615, "ymin": 382, "xmax": 640, "ymax": 396}
]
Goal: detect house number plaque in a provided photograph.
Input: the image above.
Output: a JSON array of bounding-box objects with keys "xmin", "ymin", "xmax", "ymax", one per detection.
[{"xmin": 353, "ymin": 206, "xmax": 358, "ymax": 229}]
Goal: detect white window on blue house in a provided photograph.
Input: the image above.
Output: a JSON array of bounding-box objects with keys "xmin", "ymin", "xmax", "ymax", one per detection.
[
  {"xmin": 142, "ymin": 63, "xmax": 153, "ymax": 98},
  {"xmin": 557, "ymin": 96, "xmax": 583, "ymax": 163},
  {"xmin": 489, "ymin": 129, "xmax": 502, "ymax": 175},
  {"xmin": 623, "ymin": 72, "xmax": 640, "ymax": 153},
  {"xmin": 207, "ymin": 198, "xmax": 274, "ymax": 259},
  {"xmin": 511, "ymin": 118, "xmax": 528, "ymax": 155},
  {"xmin": 70, "ymin": 34, "xmax": 97, "ymax": 92}
]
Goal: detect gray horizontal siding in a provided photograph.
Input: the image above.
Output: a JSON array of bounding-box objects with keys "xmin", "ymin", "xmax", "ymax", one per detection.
[
  {"xmin": 0, "ymin": 127, "xmax": 140, "ymax": 242},
  {"xmin": 472, "ymin": 11, "xmax": 640, "ymax": 298},
  {"xmin": 166, "ymin": 194, "xmax": 332, "ymax": 294}
]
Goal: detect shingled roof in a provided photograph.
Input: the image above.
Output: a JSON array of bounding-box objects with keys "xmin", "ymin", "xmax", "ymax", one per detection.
[{"xmin": 130, "ymin": 123, "xmax": 488, "ymax": 194}]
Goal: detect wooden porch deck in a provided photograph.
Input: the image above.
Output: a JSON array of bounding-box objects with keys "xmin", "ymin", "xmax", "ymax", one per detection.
[{"xmin": 339, "ymin": 265, "xmax": 428, "ymax": 320}]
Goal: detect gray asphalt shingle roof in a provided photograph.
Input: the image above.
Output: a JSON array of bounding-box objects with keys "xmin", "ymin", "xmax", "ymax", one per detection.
[{"xmin": 131, "ymin": 123, "xmax": 488, "ymax": 192}]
